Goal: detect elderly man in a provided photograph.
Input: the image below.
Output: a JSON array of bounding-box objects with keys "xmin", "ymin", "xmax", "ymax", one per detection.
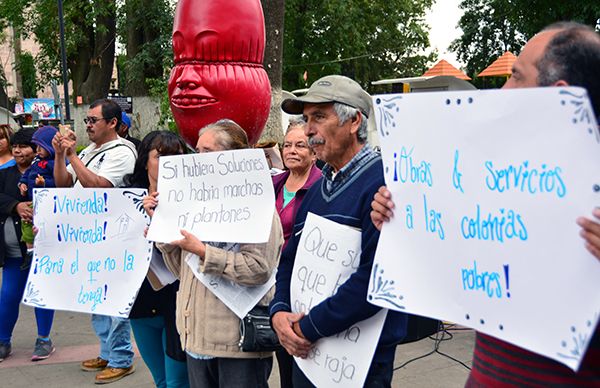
[
  {"xmin": 371, "ymin": 22, "xmax": 600, "ymax": 386},
  {"xmin": 53, "ymin": 99, "xmax": 138, "ymax": 384},
  {"xmin": 270, "ymin": 75, "xmax": 408, "ymax": 387}
]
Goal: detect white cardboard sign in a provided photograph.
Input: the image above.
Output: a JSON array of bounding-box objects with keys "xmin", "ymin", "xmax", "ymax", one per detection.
[
  {"xmin": 185, "ymin": 250, "xmax": 276, "ymax": 319},
  {"xmin": 292, "ymin": 213, "xmax": 387, "ymax": 387},
  {"xmin": 147, "ymin": 149, "xmax": 275, "ymax": 244},
  {"xmin": 368, "ymin": 87, "xmax": 600, "ymax": 371},
  {"xmin": 23, "ymin": 188, "xmax": 152, "ymax": 317}
]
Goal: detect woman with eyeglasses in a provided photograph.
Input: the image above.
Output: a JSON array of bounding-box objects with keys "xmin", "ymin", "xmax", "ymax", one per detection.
[
  {"xmin": 143, "ymin": 119, "xmax": 283, "ymax": 388},
  {"xmin": 270, "ymin": 117, "xmax": 320, "ymax": 387}
]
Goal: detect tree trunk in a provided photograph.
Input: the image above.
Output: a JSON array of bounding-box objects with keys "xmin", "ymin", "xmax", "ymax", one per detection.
[
  {"xmin": 79, "ymin": 3, "xmax": 116, "ymax": 104},
  {"xmin": 11, "ymin": 25, "xmax": 23, "ymax": 100},
  {"xmin": 260, "ymin": 0, "xmax": 285, "ymax": 144},
  {"xmin": 124, "ymin": 0, "xmax": 166, "ymax": 96}
]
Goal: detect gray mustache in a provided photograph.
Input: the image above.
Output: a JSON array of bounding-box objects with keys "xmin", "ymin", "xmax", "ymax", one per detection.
[{"xmin": 308, "ymin": 137, "xmax": 324, "ymax": 146}]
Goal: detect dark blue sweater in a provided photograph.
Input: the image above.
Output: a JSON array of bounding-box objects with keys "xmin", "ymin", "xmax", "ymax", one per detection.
[{"xmin": 270, "ymin": 149, "xmax": 407, "ymax": 363}]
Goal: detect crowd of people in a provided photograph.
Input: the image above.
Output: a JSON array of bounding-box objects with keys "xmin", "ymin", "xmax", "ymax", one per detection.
[{"xmin": 0, "ymin": 20, "xmax": 599, "ymax": 388}]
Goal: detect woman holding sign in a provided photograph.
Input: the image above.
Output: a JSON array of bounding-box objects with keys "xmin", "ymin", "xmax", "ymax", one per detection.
[
  {"xmin": 0, "ymin": 128, "xmax": 55, "ymax": 362},
  {"xmin": 144, "ymin": 119, "xmax": 283, "ymax": 388},
  {"xmin": 124, "ymin": 131, "xmax": 190, "ymax": 388},
  {"xmin": 271, "ymin": 117, "xmax": 320, "ymax": 387}
]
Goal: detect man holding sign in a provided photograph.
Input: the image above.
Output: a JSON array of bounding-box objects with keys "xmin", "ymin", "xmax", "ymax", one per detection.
[
  {"xmin": 270, "ymin": 75, "xmax": 408, "ymax": 387},
  {"xmin": 371, "ymin": 22, "xmax": 600, "ymax": 386},
  {"xmin": 53, "ymin": 99, "xmax": 138, "ymax": 384}
]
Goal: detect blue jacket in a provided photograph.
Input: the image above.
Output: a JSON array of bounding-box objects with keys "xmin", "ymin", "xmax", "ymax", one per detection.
[
  {"xmin": 270, "ymin": 148, "xmax": 407, "ymax": 363},
  {"xmin": 19, "ymin": 156, "xmax": 55, "ymax": 200},
  {"xmin": 19, "ymin": 125, "xmax": 57, "ymax": 200}
]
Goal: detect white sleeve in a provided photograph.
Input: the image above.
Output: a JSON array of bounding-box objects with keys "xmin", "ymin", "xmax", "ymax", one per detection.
[{"xmin": 94, "ymin": 147, "xmax": 137, "ymax": 187}]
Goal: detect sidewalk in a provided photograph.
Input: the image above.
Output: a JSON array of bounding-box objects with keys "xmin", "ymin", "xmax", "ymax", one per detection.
[{"xmin": 0, "ymin": 305, "xmax": 474, "ymax": 387}]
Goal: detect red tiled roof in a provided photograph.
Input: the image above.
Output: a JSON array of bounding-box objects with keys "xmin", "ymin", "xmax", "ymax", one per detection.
[
  {"xmin": 422, "ymin": 59, "xmax": 471, "ymax": 80},
  {"xmin": 477, "ymin": 51, "xmax": 517, "ymax": 77}
]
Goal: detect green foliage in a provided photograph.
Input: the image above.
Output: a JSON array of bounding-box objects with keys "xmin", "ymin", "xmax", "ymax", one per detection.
[
  {"xmin": 147, "ymin": 75, "xmax": 177, "ymax": 133},
  {"xmin": 451, "ymin": 0, "xmax": 600, "ymax": 80},
  {"xmin": 15, "ymin": 52, "xmax": 37, "ymax": 97},
  {"xmin": 117, "ymin": 0, "xmax": 174, "ymax": 95},
  {"xmin": 283, "ymin": 0, "xmax": 436, "ymax": 91},
  {"xmin": 0, "ymin": 0, "xmax": 173, "ymax": 100}
]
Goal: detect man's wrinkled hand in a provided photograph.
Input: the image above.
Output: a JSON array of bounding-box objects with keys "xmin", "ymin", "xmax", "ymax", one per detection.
[{"xmin": 272, "ymin": 311, "xmax": 312, "ymax": 358}]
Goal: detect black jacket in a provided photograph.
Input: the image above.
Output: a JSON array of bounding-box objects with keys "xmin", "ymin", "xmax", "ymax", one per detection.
[{"xmin": 0, "ymin": 165, "xmax": 28, "ymax": 266}]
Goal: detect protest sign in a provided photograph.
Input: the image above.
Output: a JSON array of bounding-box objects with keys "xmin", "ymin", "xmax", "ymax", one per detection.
[
  {"xmin": 368, "ymin": 87, "xmax": 600, "ymax": 371},
  {"xmin": 23, "ymin": 188, "xmax": 151, "ymax": 317},
  {"xmin": 146, "ymin": 148, "xmax": 275, "ymax": 244},
  {"xmin": 185, "ymin": 248, "xmax": 276, "ymax": 319},
  {"xmin": 292, "ymin": 213, "xmax": 387, "ymax": 387}
]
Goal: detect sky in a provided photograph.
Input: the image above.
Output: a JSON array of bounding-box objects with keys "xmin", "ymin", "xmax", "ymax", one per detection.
[{"xmin": 425, "ymin": 0, "xmax": 464, "ymax": 68}]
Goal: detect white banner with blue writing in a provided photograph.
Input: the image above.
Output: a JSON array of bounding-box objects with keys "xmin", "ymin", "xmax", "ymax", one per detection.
[
  {"xmin": 23, "ymin": 188, "xmax": 152, "ymax": 317},
  {"xmin": 292, "ymin": 213, "xmax": 387, "ymax": 387},
  {"xmin": 369, "ymin": 87, "xmax": 600, "ymax": 371}
]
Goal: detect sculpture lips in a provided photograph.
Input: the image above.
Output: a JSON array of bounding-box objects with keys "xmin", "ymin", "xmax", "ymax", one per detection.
[{"xmin": 171, "ymin": 95, "xmax": 218, "ymax": 108}]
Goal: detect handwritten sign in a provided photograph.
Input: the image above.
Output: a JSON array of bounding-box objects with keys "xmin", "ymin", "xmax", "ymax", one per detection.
[
  {"xmin": 23, "ymin": 188, "xmax": 152, "ymax": 317},
  {"xmin": 146, "ymin": 149, "xmax": 275, "ymax": 244},
  {"xmin": 368, "ymin": 87, "xmax": 600, "ymax": 371},
  {"xmin": 185, "ymin": 248, "xmax": 276, "ymax": 319},
  {"xmin": 292, "ymin": 213, "xmax": 387, "ymax": 387}
]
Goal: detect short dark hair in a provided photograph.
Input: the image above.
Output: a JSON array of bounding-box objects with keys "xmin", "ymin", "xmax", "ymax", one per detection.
[
  {"xmin": 89, "ymin": 99, "xmax": 122, "ymax": 130},
  {"xmin": 10, "ymin": 128, "xmax": 35, "ymax": 150},
  {"xmin": 538, "ymin": 22, "xmax": 600, "ymax": 119},
  {"xmin": 123, "ymin": 130, "xmax": 187, "ymax": 188}
]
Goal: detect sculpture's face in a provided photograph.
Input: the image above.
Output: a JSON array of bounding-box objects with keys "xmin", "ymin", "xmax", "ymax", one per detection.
[{"xmin": 168, "ymin": 0, "xmax": 271, "ymax": 146}]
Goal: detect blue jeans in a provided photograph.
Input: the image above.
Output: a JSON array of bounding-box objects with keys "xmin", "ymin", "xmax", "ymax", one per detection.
[
  {"xmin": 131, "ymin": 316, "xmax": 189, "ymax": 388},
  {"xmin": 0, "ymin": 257, "xmax": 54, "ymax": 344},
  {"xmin": 292, "ymin": 358, "xmax": 394, "ymax": 388},
  {"xmin": 91, "ymin": 314, "xmax": 134, "ymax": 368}
]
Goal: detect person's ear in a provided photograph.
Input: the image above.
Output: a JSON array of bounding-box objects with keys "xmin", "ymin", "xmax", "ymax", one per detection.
[
  {"xmin": 553, "ymin": 80, "xmax": 569, "ymax": 87},
  {"xmin": 349, "ymin": 113, "xmax": 361, "ymax": 135}
]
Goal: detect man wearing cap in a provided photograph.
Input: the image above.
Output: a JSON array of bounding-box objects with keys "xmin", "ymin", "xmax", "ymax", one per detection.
[
  {"xmin": 53, "ymin": 98, "xmax": 138, "ymax": 384},
  {"xmin": 270, "ymin": 75, "xmax": 408, "ymax": 386},
  {"xmin": 116, "ymin": 112, "xmax": 141, "ymax": 150}
]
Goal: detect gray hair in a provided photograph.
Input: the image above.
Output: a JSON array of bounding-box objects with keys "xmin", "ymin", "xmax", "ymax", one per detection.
[
  {"xmin": 333, "ymin": 102, "xmax": 368, "ymax": 143},
  {"xmin": 198, "ymin": 119, "xmax": 249, "ymax": 150},
  {"xmin": 286, "ymin": 116, "xmax": 306, "ymax": 134}
]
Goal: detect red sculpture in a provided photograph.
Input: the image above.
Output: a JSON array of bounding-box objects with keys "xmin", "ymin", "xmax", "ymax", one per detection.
[{"xmin": 169, "ymin": 0, "xmax": 271, "ymax": 146}]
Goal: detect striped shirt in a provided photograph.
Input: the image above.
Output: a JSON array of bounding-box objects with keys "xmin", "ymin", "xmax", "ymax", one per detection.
[{"xmin": 466, "ymin": 327, "xmax": 600, "ymax": 387}]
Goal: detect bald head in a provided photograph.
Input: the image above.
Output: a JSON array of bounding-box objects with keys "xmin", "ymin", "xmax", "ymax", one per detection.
[
  {"xmin": 537, "ymin": 22, "xmax": 600, "ymax": 118},
  {"xmin": 505, "ymin": 22, "xmax": 600, "ymax": 119}
]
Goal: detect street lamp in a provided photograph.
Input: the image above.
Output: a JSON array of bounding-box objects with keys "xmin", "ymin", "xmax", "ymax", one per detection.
[{"xmin": 57, "ymin": 0, "xmax": 70, "ymax": 120}]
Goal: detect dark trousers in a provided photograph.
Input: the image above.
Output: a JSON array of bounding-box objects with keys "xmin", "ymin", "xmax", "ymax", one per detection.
[
  {"xmin": 186, "ymin": 355, "xmax": 273, "ymax": 388},
  {"xmin": 276, "ymin": 349, "xmax": 294, "ymax": 387},
  {"xmin": 292, "ymin": 358, "xmax": 394, "ymax": 388}
]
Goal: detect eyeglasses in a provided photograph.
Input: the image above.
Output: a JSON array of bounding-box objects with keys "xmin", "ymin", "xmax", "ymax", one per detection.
[{"xmin": 83, "ymin": 116, "xmax": 107, "ymax": 125}]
